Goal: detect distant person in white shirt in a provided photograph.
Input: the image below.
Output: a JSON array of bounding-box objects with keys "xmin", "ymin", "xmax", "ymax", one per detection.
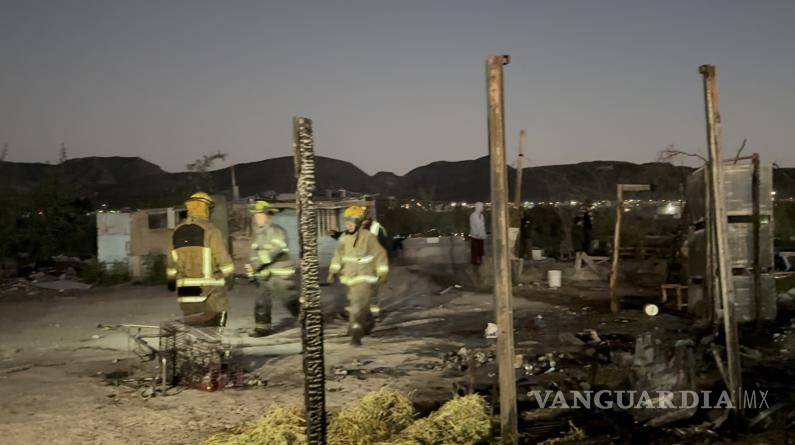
[{"xmin": 469, "ymin": 202, "xmax": 487, "ymax": 265}]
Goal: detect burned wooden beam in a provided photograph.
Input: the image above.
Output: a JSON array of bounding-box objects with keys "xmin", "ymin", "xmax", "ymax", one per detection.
[
  {"xmin": 294, "ymin": 116, "xmax": 327, "ymax": 443},
  {"xmin": 609, "ymin": 184, "xmax": 650, "ymax": 313},
  {"xmin": 699, "ymin": 64, "xmax": 742, "ymax": 408},
  {"xmin": 486, "ymin": 54, "xmax": 518, "ymax": 445}
]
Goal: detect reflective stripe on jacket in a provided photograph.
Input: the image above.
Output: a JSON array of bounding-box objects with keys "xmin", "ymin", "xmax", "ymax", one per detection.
[
  {"xmin": 330, "ymin": 229, "xmax": 388, "ymax": 286},
  {"xmin": 166, "ymin": 216, "xmax": 235, "ymax": 303},
  {"xmin": 248, "ymin": 223, "xmax": 295, "ymax": 280}
]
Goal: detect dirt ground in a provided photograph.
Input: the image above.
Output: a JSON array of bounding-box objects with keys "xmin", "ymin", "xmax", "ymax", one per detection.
[{"xmin": 2, "ymin": 263, "xmax": 795, "ymax": 444}]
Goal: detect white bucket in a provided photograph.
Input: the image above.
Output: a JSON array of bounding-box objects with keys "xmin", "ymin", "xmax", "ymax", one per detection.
[
  {"xmin": 548, "ymin": 270, "xmax": 562, "ymax": 288},
  {"xmin": 531, "ymin": 249, "xmax": 544, "ymax": 261}
]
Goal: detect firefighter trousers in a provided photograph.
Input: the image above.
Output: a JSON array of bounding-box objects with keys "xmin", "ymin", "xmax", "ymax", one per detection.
[
  {"xmin": 345, "ymin": 282, "xmax": 376, "ymax": 335},
  {"xmin": 254, "ymin": 276, "xmax": 299, "ymax": 329},
  {"xmin": 179, "ymin": 286, "xmax": 229, "ymax": 327}
]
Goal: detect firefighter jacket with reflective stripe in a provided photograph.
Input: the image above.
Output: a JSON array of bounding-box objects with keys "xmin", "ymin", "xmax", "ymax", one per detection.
[
  {"xmin": 330, "ymin": 229, "xmax": 388, "ymax": 286},
  {"xmin": 249, "ymin": 223, "xmax": 294, "ymax": 279},
  {"xmin": 166, "ymin": 216, "xmax": 235, "ymax": 303},
  {"xmin": 367, "ymin": 220, "xmax": 389, "ymax": 249}
]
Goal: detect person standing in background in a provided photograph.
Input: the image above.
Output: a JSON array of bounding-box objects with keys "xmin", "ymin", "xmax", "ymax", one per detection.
[
  {"xmin": 469, "ymin": 202, "xmax": 487, "ymax": 266},
  {"xmin": 574, "ymin": 200, "xmax": 593, "ymax": 254}
]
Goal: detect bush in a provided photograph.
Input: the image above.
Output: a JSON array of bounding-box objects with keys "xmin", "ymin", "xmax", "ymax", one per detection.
[
  {"xmin": 79, "ymin": 260, "xmax": 129, "ymax": 286},
  {"xmin": 139, "ymin": 254, "xmax": 167, "ymax": 285}
]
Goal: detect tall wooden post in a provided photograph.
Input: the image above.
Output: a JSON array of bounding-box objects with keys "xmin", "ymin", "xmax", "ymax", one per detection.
[
  {"xmin": 752, "ymin": 153, "xmax": 762, "ymax": 323},
  {"xmin": 704, "ymin": 167, "xmax": 716, "ymax": 321},
  {"xmin": 230, "ymin": 164, "xmax": 240, "ymax": 201},
  {"xmin": 609, "ymin": 184, "xmax": 649, "ymax": 313},
  {"xmin": 294, "ymin": 116, "xmax": 327, "ymax": 443},
  {"xmin": 700, "ymin": 65, "xmax": 742, "ymax": 407},
  {"xmin": 513, "ymin": 129, "xmax": 526, "ymax": 208},
  {"xmin": 486, "ymin": 54, "xmax": 518, "ymax": 444},
  {"xmin": 609, "ymin": 185, "xmax": 624, "ymax": 314}
]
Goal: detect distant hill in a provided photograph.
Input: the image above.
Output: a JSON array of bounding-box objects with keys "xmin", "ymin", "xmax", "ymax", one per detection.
[
  {"xmin": 0, "ymin": 157, "xmax": 165, "ymax": 196},
  {"xmin": 0, "ymin": 155, "xmax": 793, "ymax": 208}
]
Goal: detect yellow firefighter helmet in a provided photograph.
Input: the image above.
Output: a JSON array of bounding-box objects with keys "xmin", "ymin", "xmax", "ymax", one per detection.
[
  {"xmin": 343, "ymin": 205, "xmax": 367, "ymax": 221},
  {"xmin": 186, "ymin": 192, "xmax": 214, "ymax": 208},
  {"xmin": 249, "ymin": 200, "xmax": 277, "ymax": 214}
]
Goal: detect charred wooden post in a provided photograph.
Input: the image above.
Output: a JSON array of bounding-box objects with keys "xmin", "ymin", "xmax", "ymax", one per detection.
[
  {"xmin": 293, "ymin": 116, "xmax": 327, "ymax": 443},
  {"xmin": 699, "ymin": 64, "xmax": 742, "ymax": 407},
  {"xmin": 609, "ymin": 184, "xmax": 650, "ymax": 313},
  {"xmin": 705, "ymin": 166, "xmax": 716, "ymax": 322},
  {"xmin": 486, "ymin": 54, "xmax": 518, "ymax": 444},
  {"xmin": 752, "ymin": 153, "xmax": 762, "ymax": 323},
  {"xmin": 609, "ymin": 184, "xmax": 624, "ymax": 314}
]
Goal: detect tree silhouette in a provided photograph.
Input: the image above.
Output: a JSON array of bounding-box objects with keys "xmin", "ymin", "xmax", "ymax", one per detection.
[{"xmin": 185, "ymin": 150, "xmax": 228, "ymax": 192}]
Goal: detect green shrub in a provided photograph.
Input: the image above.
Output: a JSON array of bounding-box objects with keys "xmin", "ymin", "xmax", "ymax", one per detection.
[
  {"xmin": 140, "ymin": 254, "xmax": 167, "ymax": 285},
  {"xmin": 79, "ymin": 260, "xmax": 129, "ymax": 286}
]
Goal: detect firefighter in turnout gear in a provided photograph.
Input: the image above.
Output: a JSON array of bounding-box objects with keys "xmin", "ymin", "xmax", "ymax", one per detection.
[
  {"xmin": 166, "ymin": 192, "xmax": 235, "ymax": 327},
  {"xmin": 327, "ymin": 205, "xmax": 389, "ymax": 346},
  {"xmin": 245, "ymin": 200, "xmax": 299, "ymax": 337}
]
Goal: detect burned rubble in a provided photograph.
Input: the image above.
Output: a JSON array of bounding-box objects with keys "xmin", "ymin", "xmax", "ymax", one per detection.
[{"xmin": 1, "ymin": 9, "xmax": 795, "ymax": 442}]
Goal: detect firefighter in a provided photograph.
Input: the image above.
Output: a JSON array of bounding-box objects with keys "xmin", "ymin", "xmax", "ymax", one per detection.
[
  {"xmin": 245, "ymin": 200, "xmax": 299, "ymax": 337},
  {"xmin": 360, "ymin": 210, "xmax": 388, "ymax": 319},
  {"xmin": 327, "ymin": 205, "xmax": 389, "ymax": 345},
  {"xmin": 362, "ymin": 216, "xmax": 388, "ymax": 249},
  {"xmin": 166, "ymin": 192, "xmax": 235, "ymax": 327}
]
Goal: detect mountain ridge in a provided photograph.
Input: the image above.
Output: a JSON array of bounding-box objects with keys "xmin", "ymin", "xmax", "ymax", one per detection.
[{"xmin": 1, "ymin": 155, "xmax": 792, "ymax": 208}]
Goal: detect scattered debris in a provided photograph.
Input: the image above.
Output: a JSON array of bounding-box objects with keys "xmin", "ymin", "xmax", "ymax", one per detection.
[
  {"xmin": 558, "ymin": 332, "xmax": 585, "ymax": 346},
  {"xmin": 748, "ymin": 403, "xmax": 787, "ymax": 431},
  {"xmin": 537, "ymin": 420, "xmax": 586, "ymax": 445},
  {"xmin": 30, "ymin": 280, "xmax": 92, "ymax": 291},
  {"xmin": 643, "ymin": 304, "xmax": 660, "ymax": 316},
  {"xmin": 439, "ymin": 284, "xmax": 463, "ymax": 295}
]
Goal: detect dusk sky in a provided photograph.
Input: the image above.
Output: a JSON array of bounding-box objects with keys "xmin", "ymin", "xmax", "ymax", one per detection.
[{"xmin": 1, "ymin": 0, "xmax": 793, "ymax": 174}]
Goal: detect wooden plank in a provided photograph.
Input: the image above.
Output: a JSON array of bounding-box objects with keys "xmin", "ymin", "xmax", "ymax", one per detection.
[
  {"xmin": 609, "ymin": 185, "xmax": 624, "ymax": 313},
  {"xmin": 486, "ymin": 54, "xmax": 518, "ymax": 444},
  {"xmin": 752, "ymin": 153, "xmax": 762, "ymax": 323},
  {"xmin": 704, "ymin": 167, "xmax": 716, "ymax": 322},
  {"xmin": 699, "ymin": 64, "xmax": 742, "ymax": 408}
]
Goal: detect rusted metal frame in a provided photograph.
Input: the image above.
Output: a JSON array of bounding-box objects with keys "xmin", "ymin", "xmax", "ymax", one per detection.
[
  {"xmin": 700, "ymin": 64, "xmax": 742, "ymax": 408},
  {"xmin": 486, "ymin": 54, "xmax": 518, "ymax": 444},
  {"xmin": 294, "ymin": 116, "xmax": 327, "ymax": 443}
]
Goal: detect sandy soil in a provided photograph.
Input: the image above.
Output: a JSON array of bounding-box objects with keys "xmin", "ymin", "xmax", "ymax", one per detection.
[
  {"xmin": 0, "ymin": 266, "xmax": 497, "ymax": 444},
  {"xmin": 2, "ymin": 264, "xmax": 793, "ymax": 444}
]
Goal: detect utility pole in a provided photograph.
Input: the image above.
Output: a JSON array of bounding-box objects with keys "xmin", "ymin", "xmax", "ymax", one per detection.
[
  {"xmin": 293, "ymin": 116, "xmax": 327, "ymax": 443},
  {"xmin": 513, "ymin": 129, "xmax": 526, "ymax": 208},
  {"xmin": 486, "ymin": 54, "xmax": 518, "ymax": 444},
  {"xmin": 609, "ymin": 184, "xmax": 650, "ymax": 313},
  {"xmin": 700, "ymin": 64, "xmax": 742, "ymax": 407}
]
